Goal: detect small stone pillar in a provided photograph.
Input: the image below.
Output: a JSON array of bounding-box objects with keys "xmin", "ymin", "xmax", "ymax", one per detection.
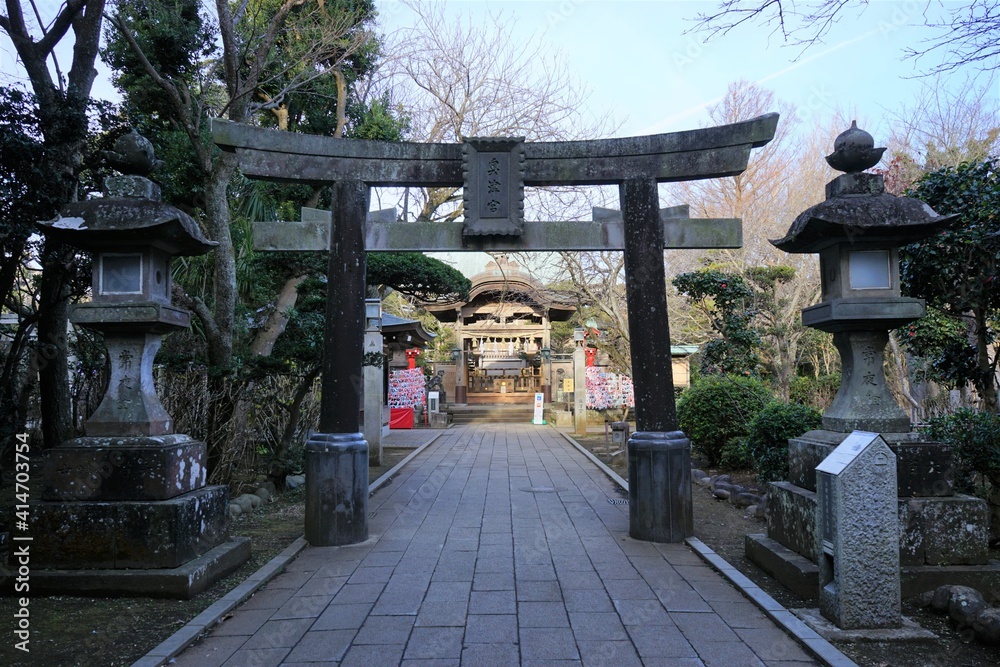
[
  {"xmin": 573, "ymin": 328, "xmax": 587, "ymax": 435},
  {"xmin": 363, "ymin": 299, "xmax": 384, "ymax": 466},
  {"xmin": 541, "ymin": 347, "xmax": 552, "ymax": 404},
  {"xmin": 454, "ymin": 348, "xmax": 468, "ymax": 405},
  {"xmin": 816, "ymin": 431, "xmax": 900, "ymax": 629}
]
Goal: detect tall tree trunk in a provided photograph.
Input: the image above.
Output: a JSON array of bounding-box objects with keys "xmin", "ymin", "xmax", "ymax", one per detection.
[
  {"xmin": 2, "ymin": 0, "xmax": 106, "ymax": 447},
  {"xmin": 203, "ymin": 153, "xmax": 238, "ymax": 371},
  {"xmin": 250, "ymin": 275, "xmax": 308, "ymax": 356},
  {"xmin": 202, "ymin": 152, "xmax": 239, "ymax": 475},
  {"xmin": 973, "ymin": 309, "xmax": 999, "ymax": 411},
  {"xmin": 37, "ymin": 241, "xmax": 75, "ymax": 447}
]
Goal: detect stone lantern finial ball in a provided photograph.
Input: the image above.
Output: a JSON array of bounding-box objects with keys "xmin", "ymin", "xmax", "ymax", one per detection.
[
  {"xmin": 825, "ymin": 120, "xmax": 886, "ymax": 174},
  {"xmin": 104, "ymin": 129, "xmax": 162, "ymax": 176}
]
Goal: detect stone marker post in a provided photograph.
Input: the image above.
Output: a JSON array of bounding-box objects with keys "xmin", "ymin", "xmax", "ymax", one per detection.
[
  {"xmin": 363, "ymin": 298, "xmax": 384, "ymax": 466},
  {"xmin": 621, "ymin": 179, "xmax": 693, "ymax": 543},
  {"xmin": 305, "ymin": 180, "xmax": 369, "ymax": 547},
  {"xmin": 573, "ymin": 328, "xmax": 587, "ymax": 435},
  {"xmin": 816, "ymin": 431, "xmax": 900, "ymax": 629},
  {"xmin": 454, "ymin": 312, "xmax": 468, "ymax": 405}
]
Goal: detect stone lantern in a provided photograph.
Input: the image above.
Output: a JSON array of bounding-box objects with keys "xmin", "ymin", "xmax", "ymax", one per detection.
[
  {"xmin": 772, "ymin": 123, "xmax": 954, "ymax": 432},
  {"xmin": 746, "ymin": 123, "xmax": 997, "ymax": 616},
  {"xmin": 43, "ymin": 191, "xmax": 212, "ymax": 437},
  {"xmin": 31, "ymin": 131, "xmax": 249, "ymax": 597}
]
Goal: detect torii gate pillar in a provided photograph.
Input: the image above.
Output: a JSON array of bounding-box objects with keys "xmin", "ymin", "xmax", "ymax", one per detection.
[
  {"xmin": 621, "ymin": 179, "xmax": 692, "ymax": 542},
  {"xmin": 304, "ymin": 181, "xmax": 369, "ymax": 547}
]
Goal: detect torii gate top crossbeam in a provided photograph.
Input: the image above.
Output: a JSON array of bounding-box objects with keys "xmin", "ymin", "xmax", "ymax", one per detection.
[{"xmin": 212, "ymin": 114, "xmax": 778, "ymax": 187}]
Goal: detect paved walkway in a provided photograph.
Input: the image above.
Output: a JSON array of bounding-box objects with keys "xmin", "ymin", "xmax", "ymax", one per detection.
[{"xmin": 172, "ymin": 424, "xmax": 820, "ymax": 666}]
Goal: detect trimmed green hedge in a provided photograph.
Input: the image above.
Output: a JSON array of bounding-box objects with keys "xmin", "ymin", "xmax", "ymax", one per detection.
[
  {"xmin": 677, "ymin": 374, "xmax": 771, "ymax": 467},
  {"xmin": 925, "ymin": 408, "xmax": 1000, "ymax": 496},
  {"xmin": 740, "ymin": 401, "xmax": 822, "ymax": 482}
]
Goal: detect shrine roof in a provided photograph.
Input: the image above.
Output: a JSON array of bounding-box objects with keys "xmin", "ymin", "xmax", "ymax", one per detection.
[{"xmin": 424, "ymin": 259, "xmax": 575, "ymax": 323}]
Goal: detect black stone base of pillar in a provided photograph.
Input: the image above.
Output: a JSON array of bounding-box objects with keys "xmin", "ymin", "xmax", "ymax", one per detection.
[
  {"xmin": 305, "ymin": 432, "xmax": 369, "ymax": 546},
  {"xmin": 628, "ymin": 431, "xmax": 693, "ymax": 543}
]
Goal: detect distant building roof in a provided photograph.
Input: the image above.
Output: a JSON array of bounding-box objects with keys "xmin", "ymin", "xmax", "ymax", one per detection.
[
  {"xmin": 424, "ymin": 257, "xmax": 575, "ymax": 322},
  {"xmin": 382, "ymin": 313, "xmax": 436, "ymax": 349}
]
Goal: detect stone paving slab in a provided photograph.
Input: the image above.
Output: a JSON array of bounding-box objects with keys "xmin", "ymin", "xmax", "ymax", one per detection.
[{"xmin": 166, "ymin": 424, "xmax": 842, "ymax": 666}]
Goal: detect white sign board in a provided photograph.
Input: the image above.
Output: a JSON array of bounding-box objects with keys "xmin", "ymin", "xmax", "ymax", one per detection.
[
  {"xmin": 428, "ymin": 391, "xmax": 440, "ymax": 414},
  {"xmin": 816, "ymin": 431, "xmax": 880, "ymax": 476},
  {"xmin": 532, "ymin": 392, "xmax": 545, "ymax": 425}
]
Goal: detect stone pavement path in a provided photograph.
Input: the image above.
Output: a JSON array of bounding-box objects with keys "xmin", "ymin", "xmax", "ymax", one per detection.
[{"xmin": 172, "ymin": 424, "xmax": 820, "ymax": 666}]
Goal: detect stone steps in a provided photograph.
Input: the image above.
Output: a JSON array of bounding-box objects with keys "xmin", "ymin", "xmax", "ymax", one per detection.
[{"xmin": 448, "ymin": 405, "xmax": 538, "ymax": 424}]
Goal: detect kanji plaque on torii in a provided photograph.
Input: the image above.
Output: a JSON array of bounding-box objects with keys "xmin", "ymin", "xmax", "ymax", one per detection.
[
  {"xmin": 213, "ymin": 113, "xmax": 779, "ymax": 546},
  {"xmin": 461, "ymin": 137, "xmax": 526, "ymax": 236}
]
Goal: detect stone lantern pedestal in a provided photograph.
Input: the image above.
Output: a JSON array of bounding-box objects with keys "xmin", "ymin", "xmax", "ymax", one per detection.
[
  {"xmin": 30, "ymin": 136, "xmax": 249, "ymax": 597},
  {"xmin": 745, "ymin": 126, "xmax": 1000, "ymax": 608}
]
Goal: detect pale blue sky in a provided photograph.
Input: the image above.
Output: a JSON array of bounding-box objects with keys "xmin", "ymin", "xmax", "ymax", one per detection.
[
  {"xmin": 377, "ymin": 0, "xmax": 996, "ymax": 139},
  {"xmin": 376, "ymin": 0, "xmax": 997, "ymax": 276},
  {"xmin": 4, "ymin": 1, "xmax": 990, "ymax": 136}
]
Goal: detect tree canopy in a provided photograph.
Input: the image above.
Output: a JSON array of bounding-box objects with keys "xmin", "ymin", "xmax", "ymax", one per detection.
[
  {"xmin": 368, "ymin": 254, "xmax": 470, "ymax": 303},
  {"xmin": 901, "ymin": 157, "xmax": 1000, "ymax": 410}
]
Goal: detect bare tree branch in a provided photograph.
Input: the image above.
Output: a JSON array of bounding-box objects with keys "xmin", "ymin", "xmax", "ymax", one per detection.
[
  {"xmin": 35, "ymin": 0, "xmax": 85, "ymax": 57},
  {"xmin": 107, "ymin": 11, "xmax": 210, "ymax": 171},
  {"xmin": 692, "ymin": 0, "xmax": 1000, "ymax": 74}
]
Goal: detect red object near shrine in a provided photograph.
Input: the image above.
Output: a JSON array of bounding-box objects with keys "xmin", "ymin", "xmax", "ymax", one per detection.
[
  {"xmin": 389, "ymin": 407, "xmax": 414, "ymax": 429},
  {"xmin": 405, "ymin": 348, "xmax": 421, "ymax": 369},
  {"xmin": 585, "ymin": 347, "xmax": 598, "ymax": 366}
]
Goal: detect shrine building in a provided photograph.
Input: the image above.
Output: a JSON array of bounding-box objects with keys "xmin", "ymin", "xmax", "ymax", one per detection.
[{"xmin": 425, "ymin": 258, "xmax": 575, "ymax": 405}]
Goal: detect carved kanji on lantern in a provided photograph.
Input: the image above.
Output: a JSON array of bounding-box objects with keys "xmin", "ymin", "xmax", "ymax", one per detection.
[{"xmin": 462, "ymin": 137, "xmax": 525, "ymax": 237}]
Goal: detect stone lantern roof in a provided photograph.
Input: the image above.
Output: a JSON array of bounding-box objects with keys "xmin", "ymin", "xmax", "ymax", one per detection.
[
  {"xmin": 771, "ymin": 122, "xmax": 955, "ymax": 253},
  {"xmin": 39, "ymin": 199, "xmax": 215, "ymax": 256},
  {"xmin": 770, "ymin": 182, "xmax": 954, "ymax": 253},
  {"xmin": 38, "ymin": 129, "xmax": 215, "ymax": 256}
]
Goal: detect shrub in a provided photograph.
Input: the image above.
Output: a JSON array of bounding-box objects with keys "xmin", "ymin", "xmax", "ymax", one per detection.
[
  {"xmin": 741, "ymin": 401, "xmax": 822, "ymax": 483},
  {"xmin": 924, "ymin": 409, "xmax": 1000, "ymax": 496},
  {"xmin": 677, "ymin": 374, "xmax": 772, "ymax": 467},
  {"xmin": 789, "ymin": 374, "xmax": 840, "ymax": 411}
]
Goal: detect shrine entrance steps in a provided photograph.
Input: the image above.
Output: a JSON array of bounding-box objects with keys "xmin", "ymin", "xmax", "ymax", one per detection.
[
  {"xmin": 448, "ymin": 404, "xmax": 537, "ymax": 424},
  {"xmin": 466, "ymin": 392, "xmax": 535, "ymax": 405}
]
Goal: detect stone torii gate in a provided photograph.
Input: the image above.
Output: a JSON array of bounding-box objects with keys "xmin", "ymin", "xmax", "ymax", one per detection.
[{"xmin": 212, "ymin": 115, "xmax": 778, "ymax": 546}]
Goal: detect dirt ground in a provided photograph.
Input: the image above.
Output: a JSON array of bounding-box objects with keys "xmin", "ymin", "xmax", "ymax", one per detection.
[
  {"xmin": 573, "ymin": 434, "xmax": 1000, "ymax": 667},
  {"xmin": 0, "ymin": 447, "xmax": 412, "ymax": 667},
  {"xmin": 3, "ymin": 437, "xmax": 999, "ymax": 666}
]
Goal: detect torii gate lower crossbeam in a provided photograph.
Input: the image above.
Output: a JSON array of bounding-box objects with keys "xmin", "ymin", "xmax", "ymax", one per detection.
[{"xmin": 214, "ymin": 114, "xmax": 778, "ymax": 546}]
